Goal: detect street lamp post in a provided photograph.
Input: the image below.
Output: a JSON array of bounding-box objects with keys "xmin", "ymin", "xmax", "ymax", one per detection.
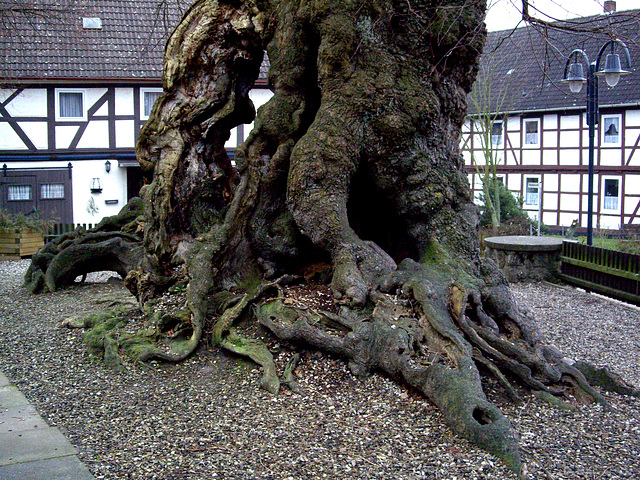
[{"xmin": 561, "ymin": 40, "xmax": 632, "ymax": 246}]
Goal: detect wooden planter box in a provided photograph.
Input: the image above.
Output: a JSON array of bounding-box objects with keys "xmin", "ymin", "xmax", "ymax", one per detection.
[{"xmin": 0, "ymin": 229, "xmax": 44, "ymax": 260}]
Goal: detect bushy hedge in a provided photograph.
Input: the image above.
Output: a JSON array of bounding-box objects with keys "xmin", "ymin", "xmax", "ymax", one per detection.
[
  {"xmin": 478, "ymin": 181, "xmax": 531, "ymax": 230},
  {"xmin": 0, "ymin": 210, "xmax": 56, "ymax": 234}
]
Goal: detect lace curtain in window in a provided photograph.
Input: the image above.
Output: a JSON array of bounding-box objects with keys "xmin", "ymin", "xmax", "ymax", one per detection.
[
  {"xmin": 59, "ymin": 92, "xmax": 83, "ymax": 118},
  {"xmin": 7, "ymin": 185, "xmax": 32, "ymax": 201}
]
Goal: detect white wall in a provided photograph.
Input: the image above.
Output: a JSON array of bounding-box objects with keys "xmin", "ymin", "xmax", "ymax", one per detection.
[
  {"xmin": 462, "ymin": 108, "xmax": 640, "ymax": 228},
  {"xmin": 0, "ymin": 89, "xmax": 48, "ymax": 150},
  {"xmin": 115, "ymin": 88, "xmax": 134, "ymax": 115},
  {"xmin": 72, "ymin": 160, "xmax": 128, "ymax": 225},
  {"xmin": 1, "ymin": 88, "xmax": 47, "ymax": 116}
]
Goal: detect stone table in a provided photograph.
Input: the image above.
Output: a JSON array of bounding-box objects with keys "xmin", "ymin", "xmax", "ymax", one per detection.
[{"xmin": 484, "ymin": 236, "xmax": 564, "ymax": 282}]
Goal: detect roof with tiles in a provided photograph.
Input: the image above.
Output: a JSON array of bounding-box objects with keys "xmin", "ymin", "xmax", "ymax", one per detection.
[
  {"xmin": 473, "ymin": 9, "xmax": 640, "ymax": 115},
  {"xmin": 0, "ymin": 0, "xmax": 190, "ymax": 81},
  {"xmin": 2, "ymin": 0, "xmax": 636, "ymax": 102},
  {"xmin": 0, "ymin": 0, "xmax": 270, "ymax": 83}
]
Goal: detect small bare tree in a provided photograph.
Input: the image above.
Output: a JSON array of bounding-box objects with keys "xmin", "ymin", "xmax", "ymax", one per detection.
[
  {"xmin": 22, "ymin": 1, "xmax": 640, "ymax": 476},
  {"xmin": 466, "ymin": 54, "xmax": 512, "ymax": 229}
]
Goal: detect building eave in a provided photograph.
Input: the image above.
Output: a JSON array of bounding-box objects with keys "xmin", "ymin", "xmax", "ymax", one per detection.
[
  {"xmin": 0, "ymin": 77, "xmax": 270, "ymax": 88},
  {"xmin": 468, "ymin": 101, "xmax": 640, "ymax": 118}
]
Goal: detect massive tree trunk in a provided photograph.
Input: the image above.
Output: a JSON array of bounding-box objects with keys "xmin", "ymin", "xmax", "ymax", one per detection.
[{"xmin": 28, "ymin": 0, "xmax": 638, "ymax": 476}]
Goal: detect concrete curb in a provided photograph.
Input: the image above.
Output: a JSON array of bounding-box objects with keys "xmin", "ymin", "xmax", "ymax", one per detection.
[{"xmin": 0, "ymin": 372, "xmax": 95, "ymax": 480}]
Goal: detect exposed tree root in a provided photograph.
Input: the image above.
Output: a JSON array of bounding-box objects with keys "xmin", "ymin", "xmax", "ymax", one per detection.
[
  {"xmin": 209, "ymin": 290, "xmax": 279, "ymax": 394},
  {"xmin": 252, "ymin": 266, "xmax": 523, "ymax": 473},
  {"xmin": 282, "ymin": 353, "xmax": 301, "ymax": 393},
  {"xmin": 56, "ymin": 247, "xmax": 636, "ymax": 477},
  {"xmin": 28, "ymin": 1, "xmax": 640, "ymax": 477},
  {"xmin": 230, "ymin": 255, "xmax": 621, "ymax": 474},
  {"xmin": 42, "ymin": 237, "xmax": 143, "ymax": 293},
  {"xmin": 24, "ymin": 198, "xmax": 145, "ymax": 293},
  {"xmin": 573, "ymin": 361, "xmax": 640, "ymax": 398}
]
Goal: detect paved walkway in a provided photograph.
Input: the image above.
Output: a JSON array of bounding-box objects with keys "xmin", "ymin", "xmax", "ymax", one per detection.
[{"xmin": 0, "ymin": 371, "xmax": 95, "ymax": 480}]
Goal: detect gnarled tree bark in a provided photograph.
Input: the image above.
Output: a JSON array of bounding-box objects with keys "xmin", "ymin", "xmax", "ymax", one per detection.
[{"xmin": 28, "ymin": 0, "xmax": 639, "ymax": 476}]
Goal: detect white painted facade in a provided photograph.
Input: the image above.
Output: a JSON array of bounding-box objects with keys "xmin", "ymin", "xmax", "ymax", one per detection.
[
  {"xmin": 462, "ymin": 107, "xmax": 640, "ymax": 230},
  {"xmin": 0, "ymin": 85, "xmax": 274, "ymax": 225}
]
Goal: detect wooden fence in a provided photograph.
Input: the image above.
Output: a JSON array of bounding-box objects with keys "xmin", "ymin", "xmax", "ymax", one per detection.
[
  {"xmin": 48, "ymin": 223, "xmax": 95, "ymax": 235},
  {"xmin": 559, "ymin": 240, "xmax": 640, "ymax": 306},
  {"xmin": 45, "ymin": 223, "xmax": 95, "ymax": 242}
]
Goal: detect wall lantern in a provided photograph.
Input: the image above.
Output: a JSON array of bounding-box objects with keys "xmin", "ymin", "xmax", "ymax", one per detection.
[
  {"xmin": 90, "ymin": 178, "xmax": 103, "ymax": 193},
  {"xmin": 105, "ymin": 159, "xmax": 111, "ymax": 173},
  {"xmin": 561, "ymin": 39, "xmax": 632, "ymax": 245}
]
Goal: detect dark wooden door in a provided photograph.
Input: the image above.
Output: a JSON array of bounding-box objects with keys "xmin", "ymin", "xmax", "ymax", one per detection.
[
  {"xmin": 1, "ymin": 174, "xmax": 37, "ymax": 216},
  {"xmin": 126, "ymin": 166, "xmax": 144, "ymax": 201},
  {"xmin": 36, "ymin": 169, "xmax": 73, "ymax": 223},
  {"xmin": 1, "ymin": 169, "xmax": 73, "ymax": 223}
]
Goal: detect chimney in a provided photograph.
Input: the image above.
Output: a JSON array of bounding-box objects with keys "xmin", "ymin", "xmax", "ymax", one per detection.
[{"xmin": 604, "ymin": 1, "xmax": 616, "ymax": 13}]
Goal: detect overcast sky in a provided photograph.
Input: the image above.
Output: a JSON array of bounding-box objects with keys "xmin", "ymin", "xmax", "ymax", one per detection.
[{"xmin": 485, "ymin": 0, "xmax": 638, "ymax": 31}]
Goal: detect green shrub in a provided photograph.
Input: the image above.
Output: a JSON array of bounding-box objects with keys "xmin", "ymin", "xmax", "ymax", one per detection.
[
  {"xmin": 478, "ymin": 182, "xmax": 531, "ymax": 229},
  {"xmin": 0, "ymin": 210, "xmax": 57, "ymax": 234}
]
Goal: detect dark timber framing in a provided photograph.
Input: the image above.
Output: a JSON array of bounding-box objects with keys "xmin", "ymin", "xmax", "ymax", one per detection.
[
  {"xmin": 0, "ymin": 84, "xmax": 160, "ymax": 159},
  {"xmin": 465, "ymin": 108, "xmax": 640, "ymax": 228}
]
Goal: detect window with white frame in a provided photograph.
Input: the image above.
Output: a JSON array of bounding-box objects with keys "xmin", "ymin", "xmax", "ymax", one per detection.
[
  {"xmin": 7, "ymin": 185, "xmax": 32, "ymax": 201},
  {"xmin": 524, "ymin": 176, "xmax": 540, "ymax": 206},
  {"xmin": 491, "ymin": 120, "xmax": 503, "ymax": 146},
  {"xmin": 40, "ymin": 184, "xmax": 65, "ymax": 200},
  {"xmin": 602, "ymin": 177, "xmax": 620, "ymax": 211},
  {"xmin": 524, "ymin": 119, "xmax": 540, "ymax": 146},
  {"xmin": 56, "ymin": 89, "xmax": 86, "ymax": 121},
  {"xmin": 602, "ymin": 114, "xmax": 621, "ymax": 145},
  {"xmin": 141, "ymin": 88, "xmax": 163, "ymax": 119}
]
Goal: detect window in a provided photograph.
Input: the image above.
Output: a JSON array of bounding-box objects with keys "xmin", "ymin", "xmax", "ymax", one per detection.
[
  {"xmin": 524, "ymin": 119, "xmax": 540, "ymax": 146},
  {"xmin": 56, "ymin": 90, "xmax": 85, "ymax": 121},
  {"xmin": 491, "ymin": 121, "xmax": 503, "ymax": 146},
  {"xmin": 525, "ymin": 177, "xmax": 540, "ymax": 206},
  {"xmin": 602, "ymin": 177, "xmax": 620, "ymax": 211},
  {"xmin": 602, "ymin": 115, "xmax": 621, "ymax": 145},
  {"xmin": 7, "ymin": 185, "xmax": 32, "ymax": 201},
  {"xmin": 40, "ymin": 184, "xmax": 65, "ymax": 200},
  {"xmin": 82, "ymin": 17, "xmax": 102, "ymax": 29},
  {"xmin": 141, "ymin": 88, "xmax": 162, "ymax": 119}
]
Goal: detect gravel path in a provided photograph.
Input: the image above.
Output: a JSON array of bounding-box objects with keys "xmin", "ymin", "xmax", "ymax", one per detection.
[{"xmin": 0, "ymin": 259, "xmax": 639, "ymax": 480}]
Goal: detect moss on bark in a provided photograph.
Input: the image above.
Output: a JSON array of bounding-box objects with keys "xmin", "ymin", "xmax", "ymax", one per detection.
[
  {"xmin": 25, "ymin": 199, "xmax": 145, "ymax": 294},
  {"xmin": 28, "ymin": 1, "xmax": 637, "ymax": 477}
]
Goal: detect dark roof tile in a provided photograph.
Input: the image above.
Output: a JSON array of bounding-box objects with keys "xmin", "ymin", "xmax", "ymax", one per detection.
[
  {"xmin": 0, "ymin": 0, "xmax": 185, "ymax": 81},
  {"xmin": 1, "ymin": 0, "xmax": 270, "ymax": 83},
  {"xmin": 474, "ymin": 9, "xmax": 640, "ymax": 114}
]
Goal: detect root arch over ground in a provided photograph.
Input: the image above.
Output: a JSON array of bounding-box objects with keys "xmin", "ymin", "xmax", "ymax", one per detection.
[{"xmin": 27, "ymin": 0, "xmax": 639, "ymax": 477}]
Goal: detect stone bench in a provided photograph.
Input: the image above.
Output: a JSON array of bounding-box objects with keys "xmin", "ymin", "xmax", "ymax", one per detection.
[{"xmin": 484, "ymin": 236, "xmax": 564, "ymax": 282}]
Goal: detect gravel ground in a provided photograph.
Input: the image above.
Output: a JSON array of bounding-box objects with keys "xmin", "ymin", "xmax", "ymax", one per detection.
[{"xmin": 0, "ymin": 259, "xmax": 639, "ymax": 480}]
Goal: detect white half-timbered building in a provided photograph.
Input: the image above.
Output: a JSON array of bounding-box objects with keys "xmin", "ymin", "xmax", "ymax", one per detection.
[
  {"xmin": 0, "ymin": 0, "xmax": 272, "ymax": 225},
  {"xmin": 463, "ymin": 6, "xmax": 640, "ymax": 232}
]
